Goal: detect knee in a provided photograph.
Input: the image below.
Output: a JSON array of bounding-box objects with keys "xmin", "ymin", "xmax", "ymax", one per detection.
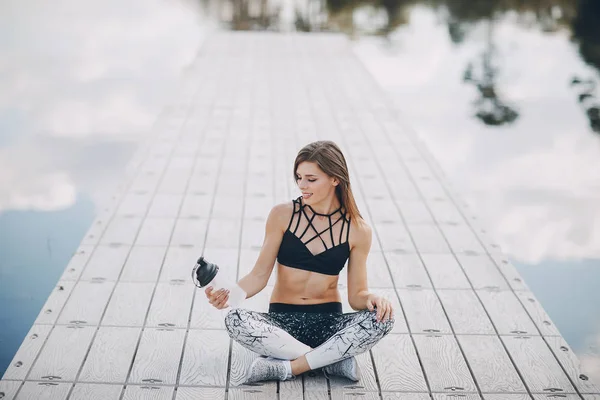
[
  {"xmin": 365, "ymin": 309, "xmax": 395, "ymax": 335},
  {"xmin": 224, "ymin": 308, "xmax": 245, "ymax": 338}
]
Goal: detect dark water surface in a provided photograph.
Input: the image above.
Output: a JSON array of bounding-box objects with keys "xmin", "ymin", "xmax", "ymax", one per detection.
[{"xmin": 1, "ymin": 0, "xmax": 599, "ymax": 382}]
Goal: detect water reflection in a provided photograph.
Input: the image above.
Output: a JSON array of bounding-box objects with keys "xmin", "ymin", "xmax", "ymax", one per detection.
[
  {"xmin": 0, "ymin": 0, "xmax": 205, "ymax": 376},
  {"xmin": 204, "ymin": 0, "xmax": 600, "ymax": 131}
]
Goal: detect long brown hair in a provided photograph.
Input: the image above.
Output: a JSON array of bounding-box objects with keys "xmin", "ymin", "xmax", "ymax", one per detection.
[{"xmin": 293, "ymin": 140, "xmax": 363, "ymax": 223}]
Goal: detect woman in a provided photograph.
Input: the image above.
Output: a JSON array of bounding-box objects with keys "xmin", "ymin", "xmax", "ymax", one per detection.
[{"xmin": 205, "ymin": 140, "xmax": 394, "ymax": 383}]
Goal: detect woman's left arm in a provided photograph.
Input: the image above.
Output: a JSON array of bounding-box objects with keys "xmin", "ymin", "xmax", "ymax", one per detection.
[{"xmin": 347, "ymin": 222, "xmax": 394, "ymax": 322}]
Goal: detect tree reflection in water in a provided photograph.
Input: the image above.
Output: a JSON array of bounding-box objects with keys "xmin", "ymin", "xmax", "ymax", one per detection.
[{"xmin": 198, "ymin": 0, "xmax": 600, "ymax": 132}]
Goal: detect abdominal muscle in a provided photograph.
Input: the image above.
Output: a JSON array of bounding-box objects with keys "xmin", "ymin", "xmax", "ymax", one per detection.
[{"xmin": 269, "ymin": 262, "xmax": 341, "ymax": 304}]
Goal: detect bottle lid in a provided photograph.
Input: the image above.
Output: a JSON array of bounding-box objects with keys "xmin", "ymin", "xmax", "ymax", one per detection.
[{"xmin": 193, "ymin": 256, "xmax": 219, "ymax": 287}]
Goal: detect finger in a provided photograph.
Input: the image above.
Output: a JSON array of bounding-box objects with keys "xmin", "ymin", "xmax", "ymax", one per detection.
[
  {"xmin": 205, "ymin": 286, "xmax": 213, "ymax": 296},
  {"xmin": 211, "ymin": 289, "xmax": 226, "ymax": 301},
  {"xmin": 217, "ymin": 294, "xmax": 230, "ymax": 309}
]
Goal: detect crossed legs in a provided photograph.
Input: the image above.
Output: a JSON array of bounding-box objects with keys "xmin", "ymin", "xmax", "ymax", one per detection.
[{"xmin": 224, "ymin": 306, "xmax": 394, "ymax": 376}]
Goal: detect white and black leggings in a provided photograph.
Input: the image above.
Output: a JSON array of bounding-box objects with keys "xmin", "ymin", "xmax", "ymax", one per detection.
[{"xmin": 224, "ymin": 302, "xmax": 394, "ymax": 370}]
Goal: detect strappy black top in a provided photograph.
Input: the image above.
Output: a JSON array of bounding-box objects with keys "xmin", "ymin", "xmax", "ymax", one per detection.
[{"xmin": 276, "ymin": 196, "xmax": 351, "ymax": 276}]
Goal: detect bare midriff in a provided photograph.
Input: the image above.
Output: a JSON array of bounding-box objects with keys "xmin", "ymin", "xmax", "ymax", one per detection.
[{"xmin": 269, "ymin": 262, "xmax": 342, "ymax": 304}]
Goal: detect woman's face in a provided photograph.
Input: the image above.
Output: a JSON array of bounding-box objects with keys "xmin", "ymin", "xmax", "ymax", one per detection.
[{"xmin": 295, "ymin": 161, "xmax": 338, "ymax": 204}]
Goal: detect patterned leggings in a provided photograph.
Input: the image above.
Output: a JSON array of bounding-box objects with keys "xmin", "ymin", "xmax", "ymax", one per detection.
[{"xmin": 224, "ymin": 302, "xmax": 394, "ymax": 370}]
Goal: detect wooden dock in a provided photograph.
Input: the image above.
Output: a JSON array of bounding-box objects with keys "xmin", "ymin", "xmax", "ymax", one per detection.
[{"xmin": 1, "ymin": 31, "xmax": 599, "ymax": 400}]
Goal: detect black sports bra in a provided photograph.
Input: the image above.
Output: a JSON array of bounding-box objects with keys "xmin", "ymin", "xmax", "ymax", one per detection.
[{"xmin": 276, "ymin": 196, "xmax": 351, "ymax": 276}]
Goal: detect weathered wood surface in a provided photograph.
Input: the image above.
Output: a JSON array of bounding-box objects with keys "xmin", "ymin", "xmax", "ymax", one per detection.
[{"xmin": 1, "ymin": 31, "xmax": 598, "ymax": 400}]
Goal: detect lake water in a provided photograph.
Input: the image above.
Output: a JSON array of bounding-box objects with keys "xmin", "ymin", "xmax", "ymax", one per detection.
[{"xmin": 1, "ymin": 0, "xmax": 599, "ymax": 382}]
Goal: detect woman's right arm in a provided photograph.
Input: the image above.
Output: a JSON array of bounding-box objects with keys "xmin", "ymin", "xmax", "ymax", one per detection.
[{"xmin": 235, "ymin": 203, "xmax": 287, "ymax": 298}]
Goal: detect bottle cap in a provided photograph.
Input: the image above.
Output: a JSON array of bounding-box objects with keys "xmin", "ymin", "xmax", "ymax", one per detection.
[{"xmin": 193, "ymin": 256, "xmax": 219, "ymax": 288}]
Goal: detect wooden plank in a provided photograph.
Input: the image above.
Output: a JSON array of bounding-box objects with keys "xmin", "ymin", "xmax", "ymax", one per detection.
[
  {"xmin": 121, "ymin": 385, "xmax": 174, "ymax": 400},
  {"xmin": 201, "ymin": 247, "xmax": 240, "ymax": 282},
  {"xmin": 229, "ymin": 342, "xmax": 277, "ymax": 391},
  {"xmin": 57, "ymin": 281, "xmax": 115, "ymax": 326},
  {"xmin": 176, "ymin": 387, "xmax": 227, "ymax": 400},
  {"xmin": 228, "ymin": 387, "xmax": 277, "ymax": 400},
  {"xmin": 212, "ymin": 196, "xmax": 244, "ymax": 220},
  {"xmin": 437, "ymin": 225, "xmax": 486, "ymax": 254},
  {"xmin": 397, "ymin": 289, "xmax": 452, "ymax": 334},
  {"xmin": 27, "ymin": 325, "xmax": 96, "ymax": 381},
  {"xmin": 135, "ymin": 218, "xmax": 176, "ymax": 246},
  {"xmin": 101, "ymin": 282, "xmax": 154, "ymax": 326},
  {"xmin": 159, "ymin": 245, "xmax": 203, "ymax": 283},
  {"xmin": 117, "ymin": 191, "xmax": 153, "ymax": 217},
  {"xmin": 329, "ymin": 352, "xmax": 378, "ymax": 392},
  {"xmin": 532, "ymin": 396, "xmax": 582, "ymax": 400},
  {"xmin": 190, "ymin": 290, "xmax": 227, "ymax": 330},
  {"xmin": 360, "ymin": 175, "xmax": 392, "ymax": 199},
  {"xmin": 371, "ymin": 334, "xmax": 428, "ymax": 392},
  {"xmin": 302, "ymin": 366, "xmax": 328, "ymax": 392},
  {"xmin": 170, "ymin": 218, "xmax": 208, "ymax": 247},
  {"xmin": 34, "ymin": 281, "xmax": 76, "ymax": 325},
  {"xmin": 279, "ymin": 373, "xmax": 304, "ymax": 400},
  {"xmin": 483, "ymin": 395, "xmax": 530, "ymax": 400},
  {"xmin": 436, "ymin": 289, "xmax": 495, "ymax": 334},
  {"xmin": 174, "ymin": 387, "xmax": 225, "ymax": 400},
  {"xmin": 119, "ymin": 246, "xmax": 167, "ymax": 282},
  {"xmin": 501, "ymin": 335, "xmax": 576, "ymax": 393},
  {"xmin": 365, "ymin": 198, "xmax": 403, "ymax": 223},
  {"xmin": 0, "ymin": 380, "xmax": 22, "ymax": 400},
  {"xmin": 387, "ymin": 180, "xmax": 421, "ymax": 201},
  {"xmin": 179, "ymin": 330, "xmax": 230, "ymax": 386},
  {"xmin": 78, "ymin": 327, "xmax": 140, "ymax": 382},
  {"xmin": 205, "ymin": 219, "xmax": 242, "ymax": 248},
  {"xmin": 407, "ymin": 225, "xmax": 450, "ymax": 253},
  {"xmin": 432, "ymin": 395, "xmax": 481, "ymax": 400},
  {"xmin": 374, "ymin": 221, "xmax": 416, "ymax": 253},
  {"xmin": 244, "ymin": 196, "xmax": 274, "ymax": 221},
  {"xmin": 2, "ymin": 324, "xmax": 53, "ymax": 380},
  {"xmin": 331, "ymin": 391, "xmax": 379, "ymax": 400},
  {"xmin": 81, "ymin": 244, "xmax": 130, "ymax": 281},
  {"xmin": 476, "ymin": 290, "xmax": 537, "ymax": 335},
  {"xmin": 583, "ymin": 396, "xmax": 600, "ymax": 400},
  {"xmin": 455, "ymin": 254, "xmax": 509, "ymax": 290},
  {"xmin": 158, "ymin": 167, "xmax": 192, "ymax": 194},
  {"xmin": 544, "ymin": 336, "xmax": 600, "ymax": 393},
  {"xmin": 514, "ymin": 291, "xmax": 562, "ymax": 336},
  {"xmin": 381, "ymin": 394, "xmax": 431, "ymax": 400},
  {"xmin": 427, "ymin": 199, "xmax": 466, "ymax": 225},
  {"xmin": 148, "ymin": 194, "xmax": 183, "ymax": 218},
  {"xmin": 59, "ymin": 245, "xmax": 95, "ymax": 281},
  {"xmin": 487, "ymin": 254, "xmax": 531, "ymax": 291},
  {"xmin": 420, "ymin": 254, "xmax": 471, "ymax": 289},
  {"xmin": 456, "ymin": 335, "xmax": 526, "ymax": 392},
  {"xmin": 366, "ymin": 251, "xmax": 394, "ymax": 288},
  {"xmin": 146, "ymin": 282, "xmax": 194, "ymax": 328},
  {"xmin": 385, "ymin": 252, "xmax": 432, "ymax": 289},
  {"xmin": 11, "ymin": 381, "xmax": 71, "ymax": 400},
  {"xmin": 412, "ymin": 334, "xmax": 477, "ymax": 392},
  {"xmin": 129, "ymin": 171, "xmax": 161, "ymax": 194},
  {"xmin": 100, "ymin": 215, "xmax": 144, "ymax": 245},
  {"xmin": 128, "ymin": 328, "xmax": 186, "ymax": 385},
  {"xmin": 179, "ymin": 193, "xmax": 213, "ymax": 219},
  {"xmin": 241, "ymin": 220, "xmax": 265, "ymax": 250},
  {"xmin": 304, "ymin": 391, "xmax": 329, "ymax": 400},
  {"xmin": 69, "ymin": 384, "xmax": 123, "ymax": 399},
  {"xmin": 216, "ymin": 176, "xmax": 245, "ymax": 197},
  {"xmin": 395, "ymin": 200, "xmax": 435, "ymax": 224}
]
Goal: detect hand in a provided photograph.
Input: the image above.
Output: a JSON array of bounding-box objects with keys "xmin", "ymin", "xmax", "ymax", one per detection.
[
  {"xmin": 205, "ymin": 286, "xmax": 230, "ymax": 309},
  {"xmin": 366, "ymin": 293, "xmax": 393, "ymax": 322}
]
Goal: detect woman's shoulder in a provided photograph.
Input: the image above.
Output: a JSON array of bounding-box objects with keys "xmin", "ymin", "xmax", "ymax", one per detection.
[
  {"xmin": 348, "ymin": 217, "xmax": 372, "ymax": 248},
  {"xmin": 266, "ymin": 200, "xmax": 296, "ymax": 228}
]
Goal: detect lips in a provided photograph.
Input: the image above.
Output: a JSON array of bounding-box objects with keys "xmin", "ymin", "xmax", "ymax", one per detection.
[{"xmin": 302, "ymin": 193, "xmax": 313, "ymax": 198}]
